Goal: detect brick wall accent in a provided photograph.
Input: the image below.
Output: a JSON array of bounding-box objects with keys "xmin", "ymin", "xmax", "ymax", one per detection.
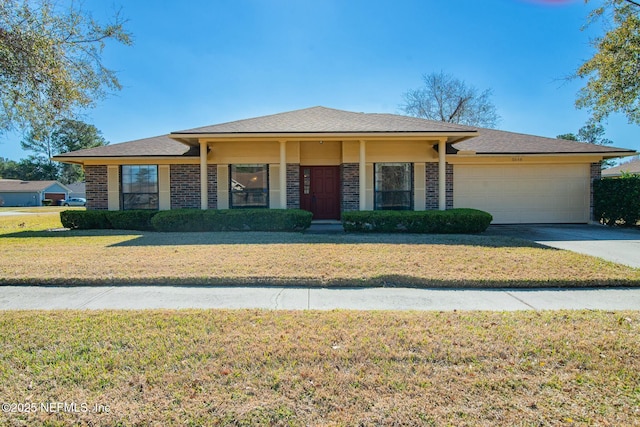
[
  {"xmin": 341, "ymin": 163, "xmax": 359, "ymax": 211},
  {"xmin": 425, "ymin": 162, "xmax": 438, "ymax": 210},
  {"xmin": 207, "ymin": 165, "xmax": 217, "ymax": 209},
  {"xmin": 425, "ymin": 162, "xmax": 453, "ymax": 209},
  {"xmin": 170, "ymin": 164, "xmax": 201, "ymax": 209},
  {"xmin": 286, "ymin": 164, "xmax": 300, "ymax": 209},
  {"xmin": 85, "ymin": 165, "xmax": 108, "ymax": 210},
  {"xmin": 590, "ymin": 161, "xmax": 602, "ymax": 221}
]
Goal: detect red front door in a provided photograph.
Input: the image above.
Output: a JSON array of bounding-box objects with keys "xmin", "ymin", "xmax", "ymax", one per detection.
[{"xmin": 300, "ymin": 166, "xmax": 341, "ymax": 220}]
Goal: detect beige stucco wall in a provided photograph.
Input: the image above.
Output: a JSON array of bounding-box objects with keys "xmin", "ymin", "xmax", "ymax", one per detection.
[
  {"xmin": 158, "ymin": 165, "xmax": 171, "ymax": 210},
  {"xmin": 300, "ymin": 141, "xmax": 341, "ymax": 165},
  {"xmin": 107, "ymin": 166, "xmax": 120, "ymax": 211}
]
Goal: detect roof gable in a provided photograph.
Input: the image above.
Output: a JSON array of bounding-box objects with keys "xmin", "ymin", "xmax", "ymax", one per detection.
[{"xmin": 173, "ymin": 106, "xmax": 475, "ymax": 134}]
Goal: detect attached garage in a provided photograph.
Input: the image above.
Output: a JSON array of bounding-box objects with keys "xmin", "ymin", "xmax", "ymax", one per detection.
[{"xmin": 454, "ymin": 163, "xmax": 590, "ymax": 224}]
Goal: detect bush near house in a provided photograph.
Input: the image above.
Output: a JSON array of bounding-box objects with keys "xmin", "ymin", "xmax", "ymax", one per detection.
[
  {"xmin": 342, "ymin": 209, "xmax": 493, "ymax": 233},
  {"xmin": 593, "ymin": 177, "xmax": 640, "ymax": 226},
  {"xmin": 151, "ymin": 209, "xmax": 313, "ymax": 232},
  {"xmin": 60, "ymin": 210, "xmax": 157, "ymax": 231},
  {"xmin": 61, "ymin": 209, "xmax": 313, "ymax": 232}
]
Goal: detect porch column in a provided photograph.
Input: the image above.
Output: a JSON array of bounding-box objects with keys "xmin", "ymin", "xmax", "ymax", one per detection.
[
  {"xmin": 279, "ymin": 140, "xmax": 287, "ymax": 209},
  {"xmin": 199, "ymin": 140, "xmax": 208, "ymax": 210},
  {"xmin": 438, "ymin": 138, "xmax": 446, "ymax": 211},
  {"xmin": 359, "ymin": 140, "xmax": 366, "ymax": 210}
]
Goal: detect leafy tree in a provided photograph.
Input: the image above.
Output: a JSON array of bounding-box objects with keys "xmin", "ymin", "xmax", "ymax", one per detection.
[
  {"xmin": 556, "ymin": 133, "xmax": 578, "ymax": 141},
  {"xmin": 14, "ymin": 155, "xmax": 59, "ymax": 181},
  {"xmin": 557, "ymin": 121, "xmax": 614, "ymax": 146},
  {"xmin": 51, "ymin": 119, "xmax": 108, "ymax": 183},
  {"xmin": 20, "ymin": 119, "xmax": 108, "ymax": 183},
  {"xmin": 0, "ymin": 0, "xmax": 132, "ymax": 134},
  {"xmin": 576, "ymin": 0, "xmax": 640, "ymax": 124},
  {"xmin": 558, "ymin": 121, "xmax": 615, "ymax": 167},
  {"xmin": 0, "ymin": 157, "xmax": 20, "ymax": 179},
  {"xmin": 401, "ymin": 71, "xmax": 500, "ymax": 128}
]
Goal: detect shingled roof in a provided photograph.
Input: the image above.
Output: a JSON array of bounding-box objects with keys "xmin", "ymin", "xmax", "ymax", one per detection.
[
  {"xmin": 0, "ymin": 179, "xmax": 68, "ymax": 192},
  {"xmin": 454, "ymin": 127, "xmax": 633, "ymax": 154},
  {"xmin": 173, "ymin": 106, "xmax": 474, "ymax": 134},
  {"xmin": 56, "ymin": 135, "xmax": 198, "ymax": 158},
  {"xmin": 602, "ymin": 158, "xmax": 640, "ymax": 177},
  {"xmin": 53, "ymin": 106, "xmax": 635, "ymax": 159}
]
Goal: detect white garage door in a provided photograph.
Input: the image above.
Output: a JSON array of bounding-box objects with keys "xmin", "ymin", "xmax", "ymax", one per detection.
[{"xmin": 454, "ymin": 164, "xmax": 590, "ymax": 224}]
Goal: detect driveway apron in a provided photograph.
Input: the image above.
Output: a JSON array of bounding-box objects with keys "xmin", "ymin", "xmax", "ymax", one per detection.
[{"xmin": 486, "ymin": 224, "xmax": 640, "ymax": 268}]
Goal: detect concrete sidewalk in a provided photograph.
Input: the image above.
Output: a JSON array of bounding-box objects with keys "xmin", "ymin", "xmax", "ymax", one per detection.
[{"xmin": 1, "ymin": 286, "xmax": 639, "ymax": 311}]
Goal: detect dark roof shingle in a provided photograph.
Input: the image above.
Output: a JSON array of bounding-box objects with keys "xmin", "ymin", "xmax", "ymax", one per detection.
[
  {"xmin": 173, "ymin": 106, "xmax": 474, "ymax": 134},
  {"xmin": 0, "ymin": 179, "xmax": 66, "ymax": 192},
  {"xmin": 56, "ymin": 135, "xmax": 198, "ymax": 158},
  {"xmin": 602, "ymin": 158, "xmax": 640, "ymax": 176},
  {"xmin": 53, "ymin": 106, "xmax": 636, "ymax": 159},
  {"xmin": 454, "ymin": 127, "xmax": 632, "ymax": 154}
]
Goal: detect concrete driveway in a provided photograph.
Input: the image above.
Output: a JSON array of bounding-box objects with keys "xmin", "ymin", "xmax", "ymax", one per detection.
[{"xmin": 486, "ymin": 224, "xmax": 640, "ymax": 268}]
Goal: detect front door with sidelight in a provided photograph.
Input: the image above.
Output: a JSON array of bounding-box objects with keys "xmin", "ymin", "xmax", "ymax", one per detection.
[{"xmin": 300, "ymin": 166, "xmax": 341, "ymax": 220}]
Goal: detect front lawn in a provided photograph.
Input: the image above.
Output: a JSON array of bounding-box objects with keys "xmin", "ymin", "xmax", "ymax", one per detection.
[
  {"xmin": 1, "ymin": 212, "xmax": 639, "ymax": 287},
  {"xmin": 0, "ymin": 310, "xmax": 638, "ymax": 426}
]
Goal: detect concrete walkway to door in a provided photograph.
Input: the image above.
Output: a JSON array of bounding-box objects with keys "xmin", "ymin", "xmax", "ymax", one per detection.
[{"xmin": 486, "ymin": 224, "xmax": 640, "ymax": 268}]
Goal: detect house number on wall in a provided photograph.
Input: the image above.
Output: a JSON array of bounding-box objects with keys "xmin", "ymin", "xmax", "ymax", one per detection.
[{"xmin": 511, "ymin": 157, "xmax": 523, "ymax": 162}]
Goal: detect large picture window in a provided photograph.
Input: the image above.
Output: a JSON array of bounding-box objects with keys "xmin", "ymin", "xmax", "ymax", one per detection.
[
  {"xmin": 374, "ymin": 163, "xmax": 412, "ymax": 210},
  {"xmin": 230, "ymin": 164, "xmax": 268, "ymax": 208},
  {"xmin": 121, "ymin": 165, "xmax": 158, "ymax": 210}
]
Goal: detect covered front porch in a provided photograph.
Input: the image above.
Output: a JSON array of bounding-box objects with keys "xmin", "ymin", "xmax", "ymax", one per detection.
[{"xmin": 187, "ymin": 137, "xmax": 454, "ymax": 218}]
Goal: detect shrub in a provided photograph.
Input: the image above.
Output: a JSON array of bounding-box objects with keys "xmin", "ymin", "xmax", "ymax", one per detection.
[
  {"xmin": 60, "ymin": 210, "xmax": 111, "ymax": 230},
  {"xmin": 42, "ymin": 199, "xmax": 53, "ymax": 206},
  {"xmin": 60, "ymin": 210, "xmax": 158, "ymax": 230},
  {"xmin": 107, "ymin": 210, "xmax": 158, "ymax": 231},
  {"xmin": 151, "ymin": 209, "xmax": 313, "ymax": 232},
  {"xmin": 593, "ymin": 177, "xmax": 640, "ymax": 226},
  {"xmin": 341, "ymin": 209, "xmax": 493, "ymax": 234}
]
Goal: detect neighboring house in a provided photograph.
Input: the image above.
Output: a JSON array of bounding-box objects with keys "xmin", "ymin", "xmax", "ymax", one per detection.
[
  {"xmin": 66, "ymin": 182, "xmax": 87, "ymax": 198},
  {"xmin": 52, "ymin": 106, "xmax": 636, "ymax": 224},
  {"xmin": 602, "ymin": 158, "xmax": 640, "ymax": 178},
  {"xmin": 0, "ymin": 179, "xmax": 70, "ymax": 207}
]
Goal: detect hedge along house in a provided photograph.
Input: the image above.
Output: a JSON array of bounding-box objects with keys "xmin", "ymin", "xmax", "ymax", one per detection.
[{"xmin": 53, "ymin": 106, "xmax": 636, "ymax": 224}]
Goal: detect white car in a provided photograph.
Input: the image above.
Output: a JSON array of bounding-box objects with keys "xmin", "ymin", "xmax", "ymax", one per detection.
[{"xmin": 62, "ymin": 197, "xmax": 87, "ymax": 207}]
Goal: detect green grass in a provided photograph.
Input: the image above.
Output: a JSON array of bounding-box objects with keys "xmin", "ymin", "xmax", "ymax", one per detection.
[
  {"xmin": 0, "ymin": 310, "xmax": 638, "ymax": 426},
  {"xmin": 1, "ymin": 211, "xmax": 639, "ymax": 287}
]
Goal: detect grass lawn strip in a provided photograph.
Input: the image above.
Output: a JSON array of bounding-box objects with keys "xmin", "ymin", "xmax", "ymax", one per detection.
[
  {"xmin": 1, "ymin": 210, "xmax": 639, "ymax": 287},
  {"xmin": 0, "ymin": 310, "xmax": 638, "ymax": 426}
]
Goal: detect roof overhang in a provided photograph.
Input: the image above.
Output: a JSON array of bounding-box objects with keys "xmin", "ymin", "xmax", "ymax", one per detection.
[
  {"xmin": 169, "ymin": 131, "xmax": 479, "ymax": 146},
  {"xmin": 52, "ymin": 155, "xmax": 197, "ymax": 166},
  {"xmin": 463, "ymin": 151, "xmax": 637, "ymax": 158}
]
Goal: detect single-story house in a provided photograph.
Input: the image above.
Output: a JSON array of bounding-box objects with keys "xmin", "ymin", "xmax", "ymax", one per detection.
[
  {"xmin": 602, "ymin": 158, "xmax": 640, "ymax": 178},
  {"xmin": 0, "ymin": 179, "xmax": 70, "ymax": 207},
  {"xmin": 52, "ymin": 106, "xmax": 636, "ymax": 224}
]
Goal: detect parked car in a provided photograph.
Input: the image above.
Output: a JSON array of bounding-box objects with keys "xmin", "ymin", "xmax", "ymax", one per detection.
[{"xmin": 60, "ymin": 197, "xmax": 86, "ymax": 207}]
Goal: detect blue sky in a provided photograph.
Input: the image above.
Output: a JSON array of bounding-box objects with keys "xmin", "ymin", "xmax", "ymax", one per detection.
[{"xmin": 1, "ymin": 0, "xmax": 638, "ymax": 161}]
